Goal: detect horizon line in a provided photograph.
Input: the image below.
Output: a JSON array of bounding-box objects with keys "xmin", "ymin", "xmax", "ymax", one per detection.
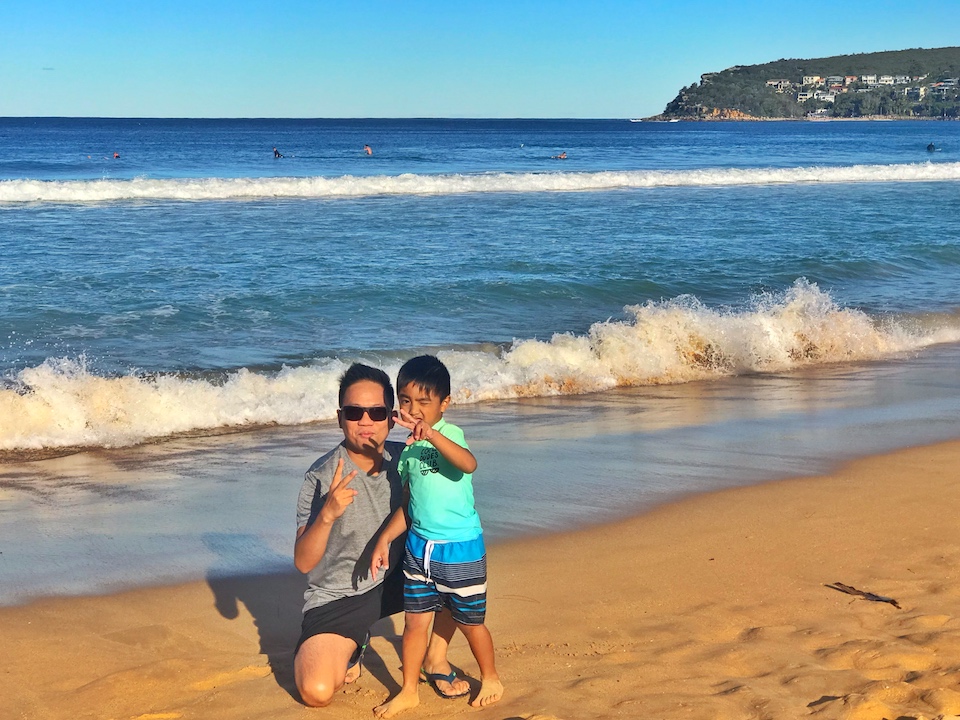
[{"xmin": 0, "ymin": 115, "xmax": 637, "ymax": 122}]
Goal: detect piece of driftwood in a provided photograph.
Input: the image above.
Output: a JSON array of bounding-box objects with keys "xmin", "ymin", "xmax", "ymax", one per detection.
[{"xmin": 824, "ymin": 582, "xmax": 901, "ymax": 609}]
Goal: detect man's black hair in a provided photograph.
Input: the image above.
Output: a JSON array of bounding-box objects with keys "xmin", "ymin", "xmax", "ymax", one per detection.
[
  {"xmin": 338, "ymin": 363, "xmax": 395, "ymax": 408},
  {"xmin": 396, "ymin": 355, "xmax": 451, "ymax": 399}
]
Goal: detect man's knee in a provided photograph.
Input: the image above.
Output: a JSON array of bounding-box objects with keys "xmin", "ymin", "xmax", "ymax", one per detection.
[
  {"xmin": 298, "ymin": 677, "xmax": 339, "ymax": 708},
  {"xmin": 294, "ymin": 631, "xmax": 356, "ymax": 707}
]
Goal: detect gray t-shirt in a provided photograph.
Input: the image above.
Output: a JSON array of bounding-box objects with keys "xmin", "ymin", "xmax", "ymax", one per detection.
[{"xmin": 296, "ymin": 441, "xmax": 405, "ymax": 613}]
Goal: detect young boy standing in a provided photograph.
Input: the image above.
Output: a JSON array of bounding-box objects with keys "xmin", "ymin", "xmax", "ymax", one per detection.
[{"xmin": 371, "ymin": 355, "xmax": 503, "ymax": 718}]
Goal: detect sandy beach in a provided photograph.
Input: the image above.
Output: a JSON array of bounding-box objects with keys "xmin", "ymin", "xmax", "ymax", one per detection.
[{"xmin": 5, "ymin": 438, "xmax": 960, "ymax": 720}]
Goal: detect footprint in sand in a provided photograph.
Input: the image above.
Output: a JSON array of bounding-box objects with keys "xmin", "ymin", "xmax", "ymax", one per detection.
[
  {"xmin": 831, "ymin": 694, "xmax": 894, "ymax": 720},
  {"xmin": 922, "ymin": 688, "xmax": 960, "ymax": 715}
]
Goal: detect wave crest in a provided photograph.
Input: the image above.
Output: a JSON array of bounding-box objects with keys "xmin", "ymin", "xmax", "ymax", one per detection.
[
  {"xmin": 3, "ymin": 162, "xmax": 960, "ymax": 203},
  {"xmin": 2, "ymin": 281, "xmax": 958, "ymax": 453}
]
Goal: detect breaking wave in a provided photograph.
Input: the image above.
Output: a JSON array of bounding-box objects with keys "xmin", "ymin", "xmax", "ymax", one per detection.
[
  {"xmin": 2, "ymin": 162, "xmax": 960, "ymax": 203},
  {"xmin": 3, "ymin": 281, "xmax": 959, "ymax": 453}
]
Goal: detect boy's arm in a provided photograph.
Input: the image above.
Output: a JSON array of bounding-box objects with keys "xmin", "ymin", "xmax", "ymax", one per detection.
[
  {"xmin": 294, "ymin": 458, "xmax": 358, "ymax": 573},
  {"xmin": 421, "ymin": 427, "xmax": 477, "ymax": 474},
  {"xmin": 396, "ymin": 409, "xmax": 477, "ymax": 474},
  {"xmin": 370, "ymin": 488, "xmax": 410, "ymax": 581}
]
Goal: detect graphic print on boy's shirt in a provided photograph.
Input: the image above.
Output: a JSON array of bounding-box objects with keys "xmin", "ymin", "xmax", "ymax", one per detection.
[{"xmin": 417, "ymin": 447, "xmax": 441, "ymax": 475}]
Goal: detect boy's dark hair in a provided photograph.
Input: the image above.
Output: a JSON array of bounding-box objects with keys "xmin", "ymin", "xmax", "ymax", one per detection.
[
  {"xmin": 397, "ymin": 355, "xmax": 451, "ymax": 399},
  {"xmin": 338, "ymin": 363, "xmax": 395, "ymax": 408}
]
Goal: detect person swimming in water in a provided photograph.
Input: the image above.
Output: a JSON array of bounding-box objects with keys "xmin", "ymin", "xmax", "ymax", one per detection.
[{"xmin": 364, "ymin": 145, "xmax": 373, "ymax": 156}]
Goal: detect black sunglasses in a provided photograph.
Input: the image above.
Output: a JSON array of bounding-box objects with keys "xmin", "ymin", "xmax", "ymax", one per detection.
[{"xmin": 340, "ymin": 405, "xmax": 391, "ymax": 422}]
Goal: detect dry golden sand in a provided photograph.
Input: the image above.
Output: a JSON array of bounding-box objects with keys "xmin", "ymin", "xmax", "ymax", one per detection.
[{"xmin": 6, "ymin": 440, "xmax": 960, "ymax": 720}]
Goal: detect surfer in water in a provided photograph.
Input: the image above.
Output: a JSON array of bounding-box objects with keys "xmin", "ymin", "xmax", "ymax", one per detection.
[
  {"xmin": 274, "ymin": 147, "xmax": 284, "ymax": 158},
  {"xmin": 927, "ymin": 143, "xmax": 937, "ymax": 152},
  {"xmin": 552, "ymin": 151, "xmax": 567, "ymax": 160},
  {"xmin": 364, "ymin": 144, "xmax": 373, "ymax": 156}
]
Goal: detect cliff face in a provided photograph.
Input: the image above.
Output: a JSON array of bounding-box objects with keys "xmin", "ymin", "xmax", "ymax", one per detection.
[
  {"xmin": 647, "ymin": 105, "xmax": 769, "ymax": 122},
  {"xmin": 704, "ymin": 108, "xmax": 761, "ymax": 120}
]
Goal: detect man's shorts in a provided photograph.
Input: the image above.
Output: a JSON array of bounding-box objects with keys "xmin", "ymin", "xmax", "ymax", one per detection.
[
  {"xmin": 403, "ymin": 530, "xmax": 487, "ymax": 625},
  {"xmin": 295, "ymin": 567, "xmax": 403, "ymax": 657}
]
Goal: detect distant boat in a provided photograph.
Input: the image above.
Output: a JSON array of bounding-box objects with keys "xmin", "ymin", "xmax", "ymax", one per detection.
[{"xmin": 629, "ymin": 118, "xmax": 644, "ymax": 123}]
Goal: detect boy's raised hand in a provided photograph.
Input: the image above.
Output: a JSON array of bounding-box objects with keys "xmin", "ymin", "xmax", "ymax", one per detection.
[
  {"xmin": 319, "ymin": 458, "xmax": 358, "ymax": 523},
  {"xmin": 394, "ymin": 408, "xmax": 434, "ymax": 445}
]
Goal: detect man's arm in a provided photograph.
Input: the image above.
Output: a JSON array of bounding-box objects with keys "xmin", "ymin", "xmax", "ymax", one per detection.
[
  {"xmin": 370, "ymin": 487, "xmax": 410, "ymax": 580},
  {"xmin": 294, "ymin": 458, "xmax": 358, "ymax": 573}
]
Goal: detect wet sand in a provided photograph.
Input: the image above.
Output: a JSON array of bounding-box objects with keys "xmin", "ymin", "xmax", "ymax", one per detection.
[
  {"xmin": 3, "ymin": 344, "xmax": 960, "ymax": 606},
  {"xmin": 5, "ymin": 439, "xmax": 960, "ymax": 720}
]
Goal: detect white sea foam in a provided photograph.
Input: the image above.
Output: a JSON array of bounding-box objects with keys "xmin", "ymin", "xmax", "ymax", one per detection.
[
  {"xmin": 2, "ymin": 162, "xmax": 960, "ymax": 203},
  {"xmin": 3, "ymin": 282, "xmax": 959, "ymax": 453}
]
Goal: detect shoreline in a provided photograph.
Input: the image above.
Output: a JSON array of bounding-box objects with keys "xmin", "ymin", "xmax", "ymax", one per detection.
[
  {"xmin": 5, "ymin": 342, "xmax": 960, "ymax": 608},
  {"xmin": 7, "ymin": 438, "xmax": 960, "ymax": 719}
]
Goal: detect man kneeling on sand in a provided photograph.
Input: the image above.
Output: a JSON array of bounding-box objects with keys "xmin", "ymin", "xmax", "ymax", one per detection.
[{"xmin": 293, "ymin": 363, "xmax": 468, "ymax": 707}]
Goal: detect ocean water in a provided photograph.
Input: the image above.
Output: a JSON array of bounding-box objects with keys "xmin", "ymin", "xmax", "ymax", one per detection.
[
  {"xmin": 2, "ymin": 118, "xmax": 960, "ymax": 453},
  {"xmin": 2, "ymin": 118, "xmax": 960, "ymax": 603}
]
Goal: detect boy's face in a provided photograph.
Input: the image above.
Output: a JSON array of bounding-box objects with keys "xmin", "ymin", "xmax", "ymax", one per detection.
[
  {"xmin": 338, "ymin": 379, "xmax": 394, "ymax": 456},
  {"xmin": 397, "ymin": 382, "xmax": 450, "ymax": 428}
]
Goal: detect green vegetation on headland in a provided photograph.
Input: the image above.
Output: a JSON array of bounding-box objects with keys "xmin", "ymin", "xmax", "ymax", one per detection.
[{"xmin": 650, "ymin": 47, "xmax": 960, "ymax": 120}]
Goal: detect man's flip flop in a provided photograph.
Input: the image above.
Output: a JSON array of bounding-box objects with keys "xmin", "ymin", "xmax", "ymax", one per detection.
[
  {"xmin": 344, "ymin": 631, "xmax": 369, "ymax": 682},
  {"xmin": 420, "ymin": 669, "xmax": 470, "ymax": 699}
]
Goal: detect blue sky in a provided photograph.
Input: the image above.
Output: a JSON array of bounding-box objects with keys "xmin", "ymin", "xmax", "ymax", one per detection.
[{"xmin": 2, "ymin": 0, "xmax": 957, "ymax": 118}]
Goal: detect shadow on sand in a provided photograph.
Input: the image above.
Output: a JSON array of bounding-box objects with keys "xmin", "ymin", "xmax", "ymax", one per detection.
[{"xmin": 201, "ymin": 532, "xmax": 404, "ymax": 701}]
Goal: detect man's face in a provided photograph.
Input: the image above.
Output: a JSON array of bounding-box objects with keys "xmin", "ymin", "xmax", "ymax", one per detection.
[{"xmin": 338, "ymin": 379, "xmax": 393, "ymax": 456}]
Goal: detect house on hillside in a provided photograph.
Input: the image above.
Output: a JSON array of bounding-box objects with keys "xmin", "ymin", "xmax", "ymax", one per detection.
[
  {"xmin": 861, "ymin": 74, "xmax": 877, "ymax": 84},
  {"xmin": 765, "ymin": 79, "xmax": 792, "ymax": 92},
  {"xmin": 931, "ymin": 83, "xmax": 958, "ymax": 98},
  {"xmin": 879, "ymin": 75, "xmax": 895, "ymax": 85},
  {"xmin": 802, "ymin": 75, "xmax": 824, "ymax": 86},
  {"xmin": 797, "ymin": 91, "xmax": 813, "ymax": 102}
]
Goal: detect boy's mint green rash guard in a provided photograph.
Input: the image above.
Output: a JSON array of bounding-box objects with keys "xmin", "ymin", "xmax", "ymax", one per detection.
[{"xmin": 400, "ymin": 418, "xmax": 483, "ymax": 542}]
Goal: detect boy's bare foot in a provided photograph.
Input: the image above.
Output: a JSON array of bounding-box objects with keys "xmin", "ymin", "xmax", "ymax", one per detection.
[
  {"xmin": 470, "ymin": 678, "xmax": 503, "ymax": 707},
  {"xmin": 373, "ymin": 689, "xmax": 419, "ymax": 718}
]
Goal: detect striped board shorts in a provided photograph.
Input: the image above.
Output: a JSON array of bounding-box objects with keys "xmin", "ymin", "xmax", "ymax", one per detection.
[{"xmin": 402, "ymin": 530, "xmax": 487, "ymax": 625}]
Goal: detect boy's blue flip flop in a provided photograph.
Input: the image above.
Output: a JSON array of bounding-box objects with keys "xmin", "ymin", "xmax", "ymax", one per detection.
[{"xmin": 420, "ymin": 669, "xmax": 470, "ymax": 699}]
